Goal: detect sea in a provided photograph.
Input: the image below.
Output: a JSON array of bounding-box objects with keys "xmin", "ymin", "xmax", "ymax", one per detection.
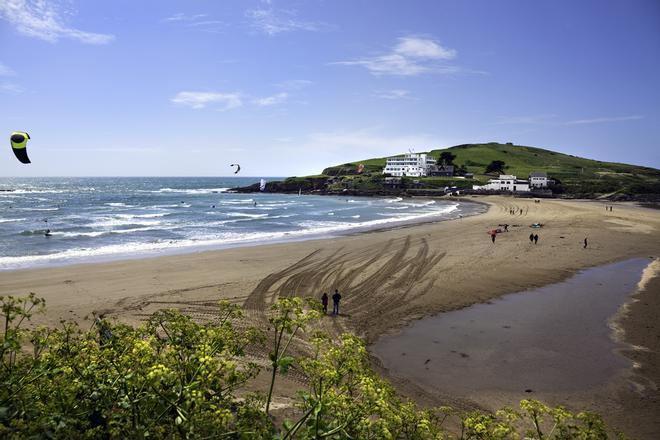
[{"xmin": 0, "ymin": 177, "xmax": 483, "ymax": 271}]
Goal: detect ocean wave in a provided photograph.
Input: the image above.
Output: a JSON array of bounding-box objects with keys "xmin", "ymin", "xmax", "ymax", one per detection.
[
  {"xmin": 105, "ymin": 202, "xmax": 136, "ymax": 208},
  {"xmin": 15, "ymin": 207, "xmax": 59, "ymax": 211},
  {"xmin": 386, "ymin": 197, "xmax": 403, "ymax": 203},
  {"xmin": 150, "ymin": 187, "xmax": 230, "ymax": 194},
  {"xmin": 225, "ymin": 212, "xmax": 268, "ymax": 219},
  {"xmin": 89, "ymin": 217, "xmax": 164, "ymax": 228},
  {"xmin": 220, "ymin": 199, "xmax": 254, "ymax": 205},
  {"xmin": 0, "ymin": 218, "xmax": 25, "ymax": 223}
]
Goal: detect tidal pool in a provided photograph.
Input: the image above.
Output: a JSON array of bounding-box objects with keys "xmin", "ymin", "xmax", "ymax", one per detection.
[{"xmin": 371, "ymin": 258, "xmax": 649, "ymax": 396}]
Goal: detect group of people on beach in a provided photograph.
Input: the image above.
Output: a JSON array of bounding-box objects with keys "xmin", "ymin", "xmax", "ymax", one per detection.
[
  {"xmin": 605, "ymin": 205, "xmax": 614, "ymax": 212},
  {"xmin": 321, "ymin": 289, "xmax": 342, "ymax": 315}
]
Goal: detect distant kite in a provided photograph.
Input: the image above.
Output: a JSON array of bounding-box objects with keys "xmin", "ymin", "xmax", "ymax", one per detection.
[
  {"xmin": 230, "ymin": 163, "xmax": 241, "ymax": 174},
  {"xmin": 10, "ymin": 132, "xmax": 31, "ymax": 164}
]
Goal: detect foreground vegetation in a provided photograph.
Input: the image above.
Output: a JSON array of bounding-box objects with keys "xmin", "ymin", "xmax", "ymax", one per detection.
[{"xmin": 2, "ymin": 294, "xmax": 626, "ymax": 439}]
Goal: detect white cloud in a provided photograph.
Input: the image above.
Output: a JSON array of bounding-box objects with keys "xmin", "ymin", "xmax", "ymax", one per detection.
[
  {"xmin": 374, "ymin": 89, "xmax": 412, "ymax": 100},
  {"xmin": 171, "ymin": 91, "xmax": 243, "ymax": 110},
  {"xmin": 394, "ymin": 37, "xmax": 456, "ymax": 59},
  {"xmin": 245, "ymin": 8, "xmax": 322, "ymax": 35},
  {"xmin": 564, "ymin": 115, "xmax": 644, "ymax": 125},
  {"xmin": 333, "ymin": 36, "xmax": 458, "ymax": 76},
  {"xmin": 0, "ymin": 0, "xmax": 115, "ymax": 44},
  {"xmin": 253, "ymin": 92, "xmax": 288, "ymax": 107}
]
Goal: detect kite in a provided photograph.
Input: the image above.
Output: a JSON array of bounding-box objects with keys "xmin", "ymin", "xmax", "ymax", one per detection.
[
  {"xmin": 10, "ymin": 132, "xmax": 31, "ymax": 164},
  {"xmin": 230, "ymin": 163, "xmax": 241, "ymax": 174}
]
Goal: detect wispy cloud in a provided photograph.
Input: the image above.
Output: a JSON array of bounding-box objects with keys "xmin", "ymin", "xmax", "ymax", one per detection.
[
  {"xmin": 374, "ymin": 89, "xmax": 412, "ymax": 100},
  {"xmin": 564, "ymin": 115, "xmax": 644, "ymax": 125},
  {"xmin": 245, "ymin": 8, "xmax": 324, "ymax": 35},
  {"xmin": 171, "ymin": 92, "xmax": 243, "ymax": 110},
  {"xmin": 163, "ymin": 13, "xmax": 208, "ymax": 22},
  {"xmin": 0, "ymin": 62, "xmax": 16, "ymax": 76},
  {"xmin": 0, "ymin": 82, "xmax": 24, "ymax": 94},
  {"xmin": 333, "ymin": 36, "xmax": 459, "ymax": 76},
  {"xmin": 493, "ymin": 114, "xmax": 558, "ymax": 125},
  {"xmin": 163, "ymin": 12, "xmax": 224, "ymax": 32},
  {"xmin": 253, "ymin": 92, "xmax": 288, "ymax": 107},
  {"xmin": 495, "ymin": 114, "xmax": 644, "ymax": 126},
  {"xmin": 303, "ymin": 128, "xmax": 447, "ymax": 153},
  {"xmin": 0, "ymin": 62, "xmax": 23, "ymax": 94},
  {"xmin": 0, "ymin": 0, "xmax": 115, "ymax": 44},
  {"xmin": 276, "ymin": 79, "xmax": 313, "ymax": 90}
]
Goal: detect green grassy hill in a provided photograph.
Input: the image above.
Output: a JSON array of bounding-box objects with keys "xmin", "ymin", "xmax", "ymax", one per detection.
[{"xmin": 321, "ymin": 142, "xmax": 660, "ymax": 197}]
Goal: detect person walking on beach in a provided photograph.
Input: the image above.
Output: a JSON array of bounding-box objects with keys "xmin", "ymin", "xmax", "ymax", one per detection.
[
  {"xmin": 584, "ymin": 237, "xmax": 588, "ymax": 249},
  {"xmin": 533, "ymin": 234, "xmax": 539, "ymax": 244},
  {"xmin": 491, "ymin": 233, "xmax": 496, "ymax": 243},
  {"xmin": 321, "ymin": 292, "xmax": 329, "ymax": 314},
  {"xmin": 332, "ymin": 289, "xmax": 342, "ymax": 315},
  {"xmin": 529, "ymin": 233, "xmax": 534, "ymax": 243}
]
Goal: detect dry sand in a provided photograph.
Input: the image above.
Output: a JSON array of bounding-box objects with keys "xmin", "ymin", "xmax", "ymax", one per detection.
[{"xmin": 1, "ymin": 196, "xmax": 659, "ymax": 436}]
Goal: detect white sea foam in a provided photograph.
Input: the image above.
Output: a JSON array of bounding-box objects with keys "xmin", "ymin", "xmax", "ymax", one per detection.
[
  {"xmin": 225, "ymin": 212, "xmax": 268, "ymax": 219},
  {"xmin": 0, "ymin": 218, "xmax": 26, "ymax": 223},
  {"xmin": 151, "ymin": 187, "xmax": 230, "ymax": 194},
  {"xmin": 106, "ymin": 202, "xmax": 135, "ymax": 207},
  {"xmin": 0, "ymin": 198, "xmax": 465, "ymax": 270}
]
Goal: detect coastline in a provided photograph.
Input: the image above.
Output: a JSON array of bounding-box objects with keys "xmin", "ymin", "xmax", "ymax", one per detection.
[
  {"xmin": 1, "ymin": 196, "xmax": 659, "ymax": 437},
  {"xmin": 0, "ymin": 196, "xmax": 484, "ymax": 272}
]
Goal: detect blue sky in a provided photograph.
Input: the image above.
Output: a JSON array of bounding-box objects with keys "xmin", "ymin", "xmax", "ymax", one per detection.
[{"xmin": 1, "ymin": 0, "xmax": 659, "ymax": 177}]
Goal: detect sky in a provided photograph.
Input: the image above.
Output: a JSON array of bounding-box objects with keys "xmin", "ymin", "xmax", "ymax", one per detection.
[{"xmin": 1, "ymin": 0, "xmax": 659, "ymax": 177}]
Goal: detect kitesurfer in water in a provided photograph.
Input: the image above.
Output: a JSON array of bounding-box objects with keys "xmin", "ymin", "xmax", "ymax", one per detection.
[{"xmin": 44, "ymin": 229, "xmax": 52, "ymax": 237}]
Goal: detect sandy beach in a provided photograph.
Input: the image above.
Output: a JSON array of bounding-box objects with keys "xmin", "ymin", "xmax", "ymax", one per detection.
[{"xmin": 2, "ymin": 196, "xmax": 659, "ymax": 437}]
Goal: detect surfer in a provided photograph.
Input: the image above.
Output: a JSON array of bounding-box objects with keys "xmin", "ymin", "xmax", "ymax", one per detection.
[{"xmin": 44, "ymin": 229, "xmax": 52, "ymax": 237}]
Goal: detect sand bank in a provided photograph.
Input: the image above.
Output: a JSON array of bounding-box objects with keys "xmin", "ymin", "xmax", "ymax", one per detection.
[{"xmin": 1, "ymin": 196, "xmax": 659, "ymax": 436}]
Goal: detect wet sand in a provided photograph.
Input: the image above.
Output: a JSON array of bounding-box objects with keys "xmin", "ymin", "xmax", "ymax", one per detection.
[
  {"xmin": 1, "ymin": 196, "xmax": 659, "ymax": 436},
  {"xmin": 372, "ymin": 259, "xmax": 648, "ymax": 394},
  {"xmin": 372, "ymin": 258, "xmax": 658, "ymax": 438}
]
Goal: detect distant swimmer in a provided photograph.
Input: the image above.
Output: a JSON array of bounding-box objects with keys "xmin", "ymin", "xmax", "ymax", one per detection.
[
  {"xmin": 44, "ymin": 229, "xmax": 52, "ymax": 237},
  {"xmin": 253, "ymin": 201, "xmax": 257, "ymax": 207}
]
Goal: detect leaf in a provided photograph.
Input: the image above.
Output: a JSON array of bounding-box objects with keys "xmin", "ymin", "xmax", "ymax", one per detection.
[{"xmin": 278, "ymin": 356, "xmax": 295, "ymax": 375}]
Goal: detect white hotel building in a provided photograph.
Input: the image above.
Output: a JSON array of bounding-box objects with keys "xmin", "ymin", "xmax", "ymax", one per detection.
[
  {"xmin": 478, "ymin": 174, "xmax": 530, "ymax": 192},
  {"xmin": 382, "ymin": 153, "xmax": 437, "ymax": 177}
]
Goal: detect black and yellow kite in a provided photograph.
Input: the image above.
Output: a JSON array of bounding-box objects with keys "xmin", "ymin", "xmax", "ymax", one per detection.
[{"xmin": 10, "ymin": 132, "xmax": 31, "ymax": 164}]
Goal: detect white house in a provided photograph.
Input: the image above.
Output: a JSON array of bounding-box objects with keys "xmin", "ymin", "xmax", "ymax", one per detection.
[
  {"xmin": 528, "ymin": 172, "xmax": 548, "ymax": 188},
  {"xmin": 382, "ymin": 153, "xmax": 437, "ymax": 177},
  {"xmin": 475, "ymin": 174, "xmax": 530, "ymax": 192}
]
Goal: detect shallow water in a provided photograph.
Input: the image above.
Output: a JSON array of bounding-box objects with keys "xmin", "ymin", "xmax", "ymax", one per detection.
[
  {"xmin": 371, "ymin": 258, "xmax": 649, "ymax": 395},
  {"xmin": 0, "ymin": 177, "xmax": 485, "ymax": 270}
]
